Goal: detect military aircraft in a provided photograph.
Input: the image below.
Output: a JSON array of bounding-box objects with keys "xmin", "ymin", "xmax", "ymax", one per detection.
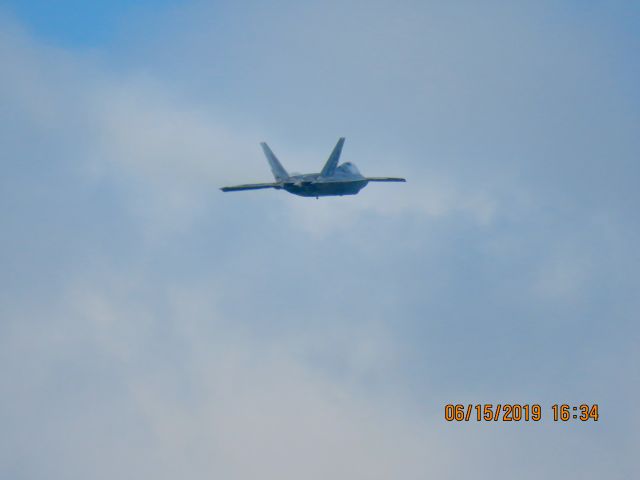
[{"xmin": 221, "ymin": 137, "xmax": 405, "ymax": 198}]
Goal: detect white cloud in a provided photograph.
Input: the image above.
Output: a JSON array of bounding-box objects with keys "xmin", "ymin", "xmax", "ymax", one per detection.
[{"xmin": 0, "ymin": 273, "xmax": 445, "ymax": 480}]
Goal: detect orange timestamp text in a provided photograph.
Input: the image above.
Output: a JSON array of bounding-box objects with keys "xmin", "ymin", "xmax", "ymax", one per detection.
[{"xmin": 444, "ymin": 404, "xmax": 599, "ymax": 422}]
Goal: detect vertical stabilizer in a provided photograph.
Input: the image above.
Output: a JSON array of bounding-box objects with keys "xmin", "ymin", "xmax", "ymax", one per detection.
[
  {"xmin": 260, "ymin": 142, "xmax": 289, "ymax": 181},
  {"xmin": 320, "ymin": 137, "xmax": 345, "ymax": 177}
]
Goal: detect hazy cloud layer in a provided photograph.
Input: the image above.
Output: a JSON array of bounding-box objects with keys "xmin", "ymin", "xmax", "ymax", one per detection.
[{"xmin": 1, "ymin": 2, "xmax": 638, "ymax": 478}]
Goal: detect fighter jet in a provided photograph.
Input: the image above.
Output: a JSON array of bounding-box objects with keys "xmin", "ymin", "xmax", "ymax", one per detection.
[{"xmin": 221, "ymin": 137, "xmax": 405, "ymax": 198}]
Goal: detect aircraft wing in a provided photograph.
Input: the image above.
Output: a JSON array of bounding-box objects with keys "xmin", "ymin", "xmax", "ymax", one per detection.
[
  {"xmin": 365, "ymin": 177, "xmax": 406, "ymax": 182},
  {"xmin": 220, "ymin": 182, "xmax": 281, "ymax": 192}
]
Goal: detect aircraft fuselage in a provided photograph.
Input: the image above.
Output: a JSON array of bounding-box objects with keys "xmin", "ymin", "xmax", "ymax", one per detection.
[{"xmin": 282, "ymin": 172, "xmax": 369, "ymax": 197}]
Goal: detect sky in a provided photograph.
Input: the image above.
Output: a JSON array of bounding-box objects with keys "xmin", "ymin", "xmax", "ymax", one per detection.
[{"xmin": 1, "ymin": 1, "xmax": 639, "ymax": 478}]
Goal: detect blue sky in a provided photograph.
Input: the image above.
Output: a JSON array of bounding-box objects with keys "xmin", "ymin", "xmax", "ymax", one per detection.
[
  {"xmin": 1, "ymin": 1, "xmax": 639, "ymax": 478},
  {"xmin": 2, "ymin": 0, "xmax": 183, "ymax": 46}
]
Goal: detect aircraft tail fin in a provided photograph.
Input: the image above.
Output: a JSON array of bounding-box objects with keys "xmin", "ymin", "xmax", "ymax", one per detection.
[
  {"xmin": 260, "ymin": 142, "xmax": 289, "ymax": 181},
  {"xmin": 320, "ymin": 137, "xmax": 345, "ymax": 177}
]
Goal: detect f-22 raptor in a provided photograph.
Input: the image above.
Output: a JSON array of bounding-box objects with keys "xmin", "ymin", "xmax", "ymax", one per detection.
[{"xmin": 221, "ymin": 138, "xmax": 405, "ymax": 198}]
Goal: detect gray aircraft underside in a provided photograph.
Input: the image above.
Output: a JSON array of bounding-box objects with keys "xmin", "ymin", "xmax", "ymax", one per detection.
[{"xmin": 221, "ymin": 137, "xmax": 406, "ymax": 198}]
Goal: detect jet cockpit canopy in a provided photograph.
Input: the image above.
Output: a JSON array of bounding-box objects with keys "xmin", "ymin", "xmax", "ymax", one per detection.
[{"xmin": 337, "ymin": 162, "xmax": 361, "ymax": 175}]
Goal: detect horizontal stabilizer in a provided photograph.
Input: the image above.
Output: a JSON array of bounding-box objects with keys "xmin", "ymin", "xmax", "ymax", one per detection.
[
  {"xmin": 365, "ymin": 177, "xmax": 406, "ymax": 182},
  {"xmin": 221, "ymin": 182, "xmax": 281, "ymax": 192}
]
